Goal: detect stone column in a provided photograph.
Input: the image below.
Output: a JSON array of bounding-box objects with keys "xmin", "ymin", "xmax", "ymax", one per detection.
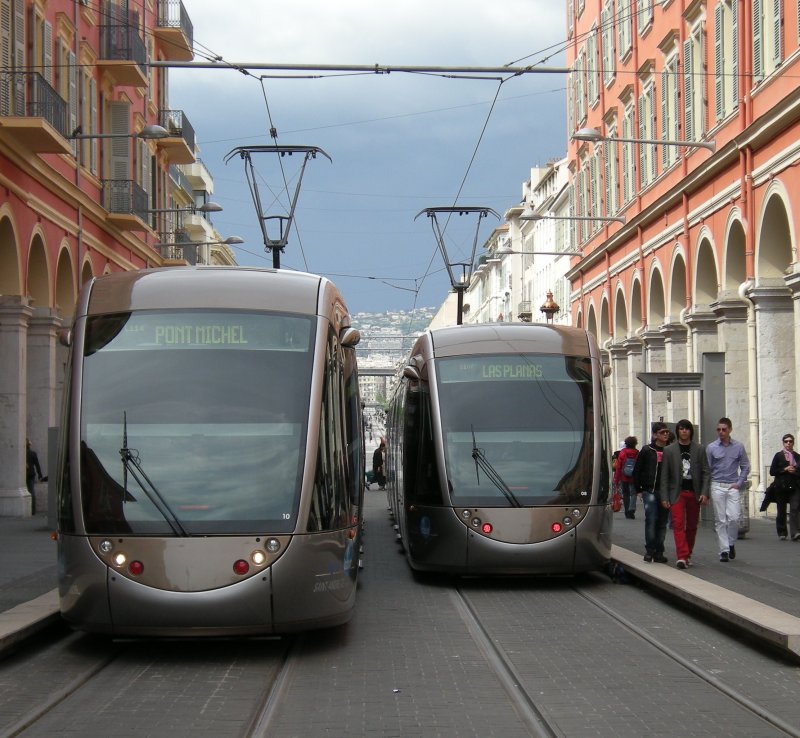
[
  {"xmin": 684, "ymin": 307, "xmax": 719, "ymax": 421},
  {"xmin": 711, "ymin": 292, "xmax": 749, "ymax": 435},
  {"xmin": 641, "ymin": 330, "xmax": 667, "ymax": 429},
  {"xmin": 623, "ymin": 337, "xmax": 644, "ymax": 440},
  {"xmin": 786, "ymin": 272, "xmax": 800, "ymax": 437},
  {"xmin": 750, "ymin": 280, "xmax": 795, "ymax": 490},
  {"xmin": 608, "ymin": 342, "xmax": 629, "ymax": 446},
  {"xmin": 0, "ymin": 296, "xmax": 34, "ymax": 516},
  {"xmin": 660, "ymin": 322, "xmax": 689, "ymax": 423},
  {"xmin": 27, "ymin": 308, "xmax": 63, "ymax": 514}
]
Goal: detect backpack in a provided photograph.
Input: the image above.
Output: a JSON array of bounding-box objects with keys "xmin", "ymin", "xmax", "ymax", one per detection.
[{"xmin": 622, "ymin": 456, "xmax": 636, "ymax": 478}]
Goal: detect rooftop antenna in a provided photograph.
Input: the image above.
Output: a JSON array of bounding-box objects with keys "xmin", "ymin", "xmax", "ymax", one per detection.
[
  {"xmin": 414, "ymin": 206, "xmax": 500, "ymax": 325},
  {"xmin": 224, "ymin": 145, "xmax": 331, "ymax": 268}
]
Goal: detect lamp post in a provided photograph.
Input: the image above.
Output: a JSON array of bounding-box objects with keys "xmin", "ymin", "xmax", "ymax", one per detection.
[
  {"xmin": 415, "ymin": 206, "xmax": 500, "ymax": 325},
  {"xmin": 572, "ymin": 126, "xmax": 716, "ymax": 152},
  {"xmin": 69, "ymin": 124, "xmax": 170, "ymax": 140},
  {"xmin": 540, "ymin": 291, "xmax": 560, "ymax": 323},
  {"xmin": 520, "ymin": 213, "xmax": 626, "ymax": 224}
]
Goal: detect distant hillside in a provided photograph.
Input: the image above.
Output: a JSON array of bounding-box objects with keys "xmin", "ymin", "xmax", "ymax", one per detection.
[{"xmin": 352, "ymin": 308, "xmax": 435, "ymax": 336}]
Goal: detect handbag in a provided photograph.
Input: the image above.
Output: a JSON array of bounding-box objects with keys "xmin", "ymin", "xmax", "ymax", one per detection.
[{"xmin": 612, "ymin": 491, "xmax": 623, "ymax": 512}]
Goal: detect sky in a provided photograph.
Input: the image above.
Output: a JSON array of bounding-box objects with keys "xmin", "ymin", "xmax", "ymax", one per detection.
[{"xmin": 168, "ymin": 0, "xmax": 569, "ymax": 315}]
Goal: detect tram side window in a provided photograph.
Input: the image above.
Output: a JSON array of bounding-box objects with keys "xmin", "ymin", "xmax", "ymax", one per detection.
[
  {"xmin": 308, "ymin": 334, "xmax": 351, "ymax": 531},
  {"xmin": 57, "ymin": 344, "xmax": 76, "ymax": 533},
  {"xmin": 343, "ymin": 347, "xmax": 363, "ymax": 508},
  {"xmin": 403, "ymin": 381, "xmax": 442, "ymax": 505}
]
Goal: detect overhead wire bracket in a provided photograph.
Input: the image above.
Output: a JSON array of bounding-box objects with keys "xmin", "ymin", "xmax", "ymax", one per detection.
[{"xmin": 224, "ymin": 145, "xmax": 332, "ymax": 268}]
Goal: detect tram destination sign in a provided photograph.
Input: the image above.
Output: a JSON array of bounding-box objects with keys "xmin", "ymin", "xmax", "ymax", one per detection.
[{"xmin": 437, "ymin": 355, "xmax": 580, "ymax": 383}]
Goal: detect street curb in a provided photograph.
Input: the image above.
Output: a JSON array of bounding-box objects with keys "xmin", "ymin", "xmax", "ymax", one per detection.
[
  {"xmin": 612, "ymin": 545, "xmax": 800, "ymax": 661},
  {"xmin": 0, "ymin": 588, "xmax": 60, "ymax": 657}
]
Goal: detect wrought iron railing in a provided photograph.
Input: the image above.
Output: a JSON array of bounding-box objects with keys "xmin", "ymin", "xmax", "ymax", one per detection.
[
  {"xmin": 159, "ymin": 109, "xmax": 196, "ymax": 153},
  {"xmin": 156, "ymin": 0, "xmax": 194, "ymax": 48},
  {"xmin": 517, "ymin": 301, "xmax": 533, "ymax": 321},
  {"xmin": 99, "ymin": 23, "xmax": 147, "ymax": 69},
  {"xmin": 168, "ymin": 164, "xmax": 194, "ymax": 198},
  {"xmin": 102, "ymin": 179, "xmax": 148, "ymax": 220},
  {"xmin": 0, "ymin": 71, "xmax": 68, "ymax": 138}
]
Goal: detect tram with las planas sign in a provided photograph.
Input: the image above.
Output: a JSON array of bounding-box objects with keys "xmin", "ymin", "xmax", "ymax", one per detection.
[
  {"xmin": 386, "ymin": 323, "xmax": 612, "ymax": 576},
  {"xmin": 56, "ymin": 267, "xmax": 364, "ymax": 636}
]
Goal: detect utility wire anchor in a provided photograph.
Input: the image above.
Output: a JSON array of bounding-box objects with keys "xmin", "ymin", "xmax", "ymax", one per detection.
[{"xmin": 224, "ymin": 145, "xmax": 331, "ymax": 268}]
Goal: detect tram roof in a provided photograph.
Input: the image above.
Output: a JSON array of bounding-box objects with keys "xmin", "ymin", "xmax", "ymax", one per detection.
[
  {"xmin": 80, "ymin": 267, "xmax": 344, "ymax": 318},
  {"xmin": 428, "ymin": 323, "xmax": 592, "ymax": 358}
]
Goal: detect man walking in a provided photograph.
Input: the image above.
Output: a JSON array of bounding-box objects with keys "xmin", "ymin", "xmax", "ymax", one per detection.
[
  {"xmin": 706, "ymin": 417, "xmax": 750, "ymax": 562},
  {"xmin": 633, "ymin": 422, "xmax": 671, "ymax": 563},
  {"xmin": 660, "ymin": 419, "xmax": 710, "ymax": 569}
]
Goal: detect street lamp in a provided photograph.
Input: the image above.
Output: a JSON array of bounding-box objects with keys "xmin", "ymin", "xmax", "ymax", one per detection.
[
  {"xmin": 69, "ymin": 124, "xmax": 170, "ymax": 140},
  {"xmin": 152, "ymin": 235, "xmax": 244, "ymax": 249},
  {"xmin": 572, "ymin": 126, "xmax": 716, "ymax": 152},
  {"xmin": 496, "ymin": 247, "xmax": 583, "ymax": 257},
  {"xmin": 144, "ymin": 201, "xmax": 223, "ymax": 215},
  {"xmin": 520, "ymin": 212, "xmax": 626, "ymax": 224}
]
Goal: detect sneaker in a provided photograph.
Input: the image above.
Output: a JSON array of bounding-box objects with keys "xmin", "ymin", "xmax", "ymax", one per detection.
[
  {"xmin": 654, "ymin": 554, "xmax": 668, "ymax": 563},
  {"xmin": 643, "ymin": 553, "xmax": 653, "ymax": 562},
  {"xmin": 720, "ymin": 551, "xmax": 729, "ymax": 562},
  {"xmin": 793, "ymin": 534, "xmax": 800, "ymax": 541},
  {"xmin": 676, "ymin": 559, "xmax": 687, "ymax": 569},
  {"xmin": 779, "ymin": 535, "xmax": 788, "ymax": 541},
  {"xmin": 728, "ymin": 545, "xmax": 736, "ymax": 560},
  {"xmin": 686, "ymin": 558, "xmax": 693, "ymax": 567}
]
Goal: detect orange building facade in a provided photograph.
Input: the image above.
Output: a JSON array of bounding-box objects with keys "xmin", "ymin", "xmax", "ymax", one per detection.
[
  {"xmin": 0, "ymin": 0, "xmax": 226, "ymax": 515},
  {"xmin": 566, "ymin": 0, "xmax": 800, "ymax": 502}
]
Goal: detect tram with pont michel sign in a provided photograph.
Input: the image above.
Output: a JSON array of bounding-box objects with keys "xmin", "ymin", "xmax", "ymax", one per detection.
[
  {"xmin": 386, "ymin": 323, "xmax": 612, "ymax": 575},
  {"xmin": 56, "ymin": 267, "xmax": 364, "ymax": 636}
]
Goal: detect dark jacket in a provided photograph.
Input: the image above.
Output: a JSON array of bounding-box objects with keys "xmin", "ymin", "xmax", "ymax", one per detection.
[
  {"xmin": 632, "ymin": 443, "xmax": 664, "ymax": 495},
  {"xmin": 660, "ymin": 441, "xmax": 710, "ymax": 504},
  {"xmin": 769, "ymin": 449, "xmax": 800, "ymax": 500}
]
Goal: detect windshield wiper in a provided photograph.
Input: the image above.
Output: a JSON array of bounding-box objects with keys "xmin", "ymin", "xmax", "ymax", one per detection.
[
  {"xmin": 120, "ymin": 412, "xmax": 187, "ymax": 537},
  {"xmin": 471, "ymin": 427, "xmax": 521, "ymax": 507}
]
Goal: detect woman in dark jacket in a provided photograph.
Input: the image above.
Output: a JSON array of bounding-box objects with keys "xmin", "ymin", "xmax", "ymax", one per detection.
[{"xmin": 768, "ymin": 434, "xmax": 800, "ymax": 540}]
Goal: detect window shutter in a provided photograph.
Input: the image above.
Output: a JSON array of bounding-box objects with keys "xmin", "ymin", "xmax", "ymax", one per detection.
[
  {"xmin": 732, "ymin": 0, "xmax": 739, "ymax": 106},
  {"xmin": 68, "ymin": 50, "xmax": 77, "ymax": 155},
  {"xmin": 660, "ymin": 69, "xmax": 669, "ymax": 167},
  {"xmin": 12, "ymin": 0, "xmax": 24, "ymax": 113},
  {"xmin": 683, "ymin": 39, "xmax": 694, "ymax": 142},
  {"xmin": 109, "ymin": 101, "xmax": 131, "ymax": 181},
  {"xmin": 714, "ymin": 3, "xmax": 724, "ymax": 121},
  {"xmin": 772, "ymin": 0, "xmax": 782, "ymax": 66},
  {"xmin": 89, "ymin": 78, "xmax": 98, "ymax": 173},
  {"xmin": 637, "ymin": 94, "xmax": 646, "ymax": 187},
  {"xmin": 42, "ymin": 19, "xmax": 52, "ymax": 85},
  {"xmin": 753, "ymin": 0, "xmax": 763, "ymax": 82},
  {"xmin": 1, "ymin": 0, "xmax": 12, "ymax": 115}
]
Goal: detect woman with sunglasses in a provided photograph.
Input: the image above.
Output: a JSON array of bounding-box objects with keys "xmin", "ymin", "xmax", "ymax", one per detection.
[{"xmin": 768, "ymin": 434, "xmax": 800, "ymax": 540}]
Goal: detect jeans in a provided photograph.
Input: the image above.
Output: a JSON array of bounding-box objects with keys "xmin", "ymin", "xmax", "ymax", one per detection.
[
  {"xmin": 621, "ymin": 480, "xmax": 638, "ymax": 515},
  {"xmin": 643, "ymin": 490, "xmax": 669, "ymax": 555},
  {"xmin": 670, "ymin": 490, "xmax": 700, "ymax": 560}
]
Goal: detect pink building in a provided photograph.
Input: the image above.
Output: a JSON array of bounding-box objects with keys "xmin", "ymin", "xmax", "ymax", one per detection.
[
  {"xmin": 567, "ymin": 0, "xmax": 800, "ymax": 499},
  {"xmin": 0, "ymin": 0, "xmax": 225, "ymax": 515}
]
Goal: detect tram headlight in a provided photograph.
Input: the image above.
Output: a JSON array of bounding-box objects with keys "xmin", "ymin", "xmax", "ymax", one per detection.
[
  {"xmin": 461, "ymin": 510, "xmax": 471, "ymax": 520},
  {"xmin": 563, "ymin": 516, "xmax": 573, "ymax": 527},
  {"xmin": 266, "ymin": 538, "xmax": 281, "ymax": 553},
  {"xmin": 572, "ymin": 509, "xmax": 582, "ymax": 518},
  {"xmin": 113, "ymin": 552, "xmax": 127, "ymax": 567},
  {"xmin": 471, "ymin": 517, "xmax": 481, "ymax": 528},
  {"xmin": 98, "ymin": 539, "xmax": 114, "ymax": 554},
  {"xmin": 251, "ymin": 550, "xmax": 267, "ymax": 566}
]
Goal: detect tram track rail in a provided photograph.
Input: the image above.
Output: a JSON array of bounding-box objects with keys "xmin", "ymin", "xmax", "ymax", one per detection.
[
  {"xmin": 453, "ymin": 578, "xmax": 800, "ymax": 738},
  {"xmin": 244, "ymin": 635, "xmax": 298, "ymax": 738}
]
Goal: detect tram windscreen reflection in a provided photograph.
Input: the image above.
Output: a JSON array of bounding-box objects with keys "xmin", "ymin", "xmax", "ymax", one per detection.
[
  {"xmin": 79, "ymin": 310, "xmax": 314, "ymax": 535},
  {"xmin": 435, "ymin": 354, "xmax": 593, "ymax": 506}
]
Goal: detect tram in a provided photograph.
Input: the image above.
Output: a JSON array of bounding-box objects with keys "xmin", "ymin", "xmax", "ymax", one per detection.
[
  {"xmin": 56, "ymin": 267, "xmax": 364, "ymax": 636},
  {"xmin": 386, "ymin": 323, "xmax": 612, "ymax": 575}
]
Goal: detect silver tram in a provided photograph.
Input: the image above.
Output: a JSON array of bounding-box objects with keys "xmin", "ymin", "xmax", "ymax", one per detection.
[
  {"xmin": 56, "ymin": 267, "xmax": 364, "ymax": 636},
  {"xmin": 386, "ymin": 323, "xmax": 612, "ymax": 575}
]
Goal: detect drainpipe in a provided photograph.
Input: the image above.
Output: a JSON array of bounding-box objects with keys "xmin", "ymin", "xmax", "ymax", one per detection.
[{"xmin": 738, "ymin": 278, "xmax": 761, "ymax": 495}]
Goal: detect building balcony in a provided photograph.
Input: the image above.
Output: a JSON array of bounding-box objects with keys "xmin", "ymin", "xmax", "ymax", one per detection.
[
  {"xmin": 169, "ymin": 164, "xmax": 194, "ymax": 200},
  {"xmin": 154, "ymin": 0, "xmax": 194, "ymax": 62},
  {"xmin": 102, "ymin": 179, "xmax": 149, "ymax": 230},
  {"xmin": 98, "ymin": 24, "xmax": 147, "ymax": 87},
  {"xmin": 517, "ymin": 301, "xmax": 533, "ymax": 322},
  {"xmin": 155, "ymin": 229, "xmax": 198, "ymax": 265},
  {"xmin": 157, "ymin": 109, "xmax": 196, "ymax": 164},
  {"xmin": 181, "ymin": 157, "xmax": 214, "ymax": 192},
  {"xmin": 0, "ymin": 71, "xmax": 72, "ymax": 154}
]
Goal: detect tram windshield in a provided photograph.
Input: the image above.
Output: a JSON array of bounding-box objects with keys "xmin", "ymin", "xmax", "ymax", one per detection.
[
  {"xmin": 79, "ymin": 310, "xmax": 314, "ymax": 535},
  {"xmin": 435, "ymin": 353, "xmax": 594, "ymax": 506}
]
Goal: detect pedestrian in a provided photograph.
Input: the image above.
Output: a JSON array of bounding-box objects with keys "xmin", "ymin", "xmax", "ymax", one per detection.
[
  {"xmin": 632, "ymin": 422, "xmax": 671, "ymax": 563},
  {"xmin": 25, "ymin": 437, "xmax": 44, "ymax": 515},
  {"xmin": 660, "ymin": 419, "xmax": 710, "ymax": 569},
  {"xmin": 768, "ymin": 433, "xmax": 800, "ymax": 541},
  {"xmin": 613, "ymin": 436, "xmax": 639, "ymax": 519},
  {"xmin": 372, "ymin": 438, "xmax": 386, "ymax": 490},
  {"xmin": 706, "ymin": 417, "xmax": 750, "ymax": 562}
]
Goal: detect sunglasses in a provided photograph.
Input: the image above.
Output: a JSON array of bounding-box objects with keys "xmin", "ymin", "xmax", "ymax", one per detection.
[{"xmin": 784, "ymin": 439, "xmax": 794, "ymax": 444}]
